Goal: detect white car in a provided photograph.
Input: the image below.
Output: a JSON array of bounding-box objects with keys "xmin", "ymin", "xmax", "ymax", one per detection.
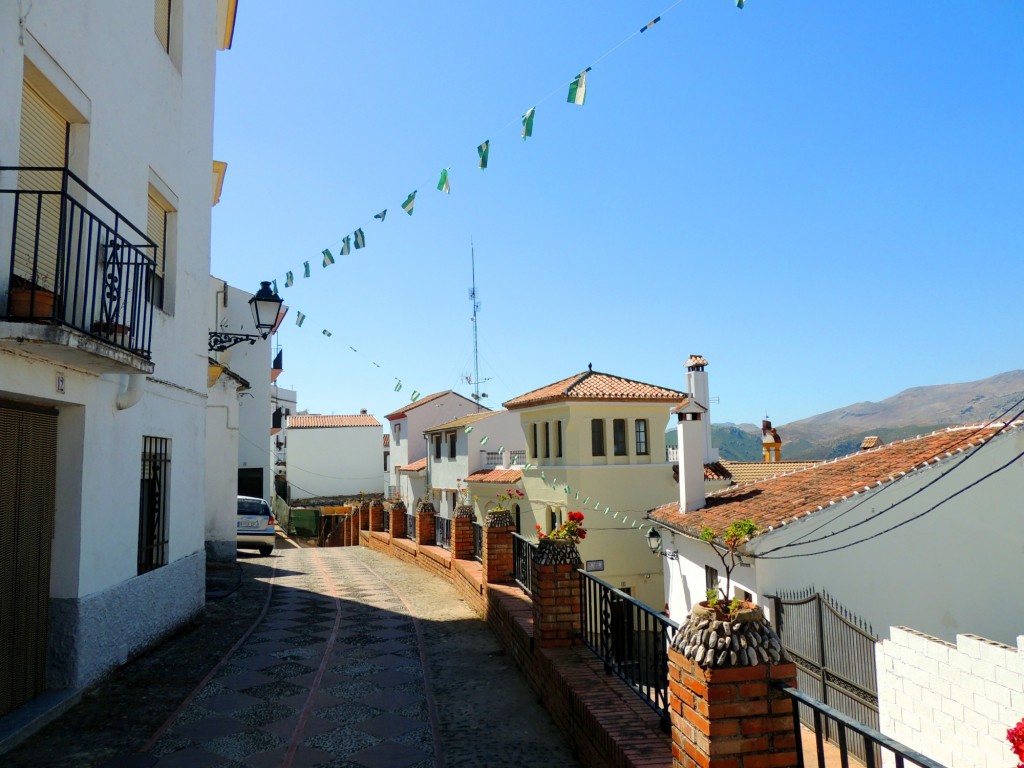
[{"xmin": 237, "ymin": 496, "xmax": 275, "ymax": 556}]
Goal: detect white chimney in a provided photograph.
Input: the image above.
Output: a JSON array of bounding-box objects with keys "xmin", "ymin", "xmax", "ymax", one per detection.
[
  {"xmin": 674, "ymin": 397, "xmax": 707, "ymax": 513},
  {"xmin": 684, "ymin": 354, "xmax": 718, "ymax": 463}
]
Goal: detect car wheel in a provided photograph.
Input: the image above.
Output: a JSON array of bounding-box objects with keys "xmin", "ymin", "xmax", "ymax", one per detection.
[{"xmin": 258, "ymin": 545, "xmax": 273, "ymax": 556}]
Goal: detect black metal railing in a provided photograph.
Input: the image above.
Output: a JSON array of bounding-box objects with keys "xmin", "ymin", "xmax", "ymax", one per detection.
[
  {"xmin": 472, "ymin": 522, "xmax": 483, "ymax": 562},
  {"xmin": 405, "ymin": 512, "xmax": 416, "ymax": 541},
  {"xmin": 435, "ymin": 516, "xmax": 451, "ymax": 550},
  {"xmin": 2, "ymin": 167, "xmax": 156, "ymax": 358},
  {"xmin": 579, "ymin": 571, "xmax": 679, "ymax": 728},
  {"xmin": 511, "ymin": 533, "xmax": 536, "ymax": 594},
  {"xmin": 383, "ymin": 509, "xmax": 391, "ymax": 533},
  {"xmin": 777, "ymin": 685, "xmax": 947, "ymax": 768}
]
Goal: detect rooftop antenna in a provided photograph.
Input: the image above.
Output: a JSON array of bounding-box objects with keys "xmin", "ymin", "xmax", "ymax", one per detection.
[{"xmin": 468, "ymin": 239, "xmax": 490, "ymax": 411}]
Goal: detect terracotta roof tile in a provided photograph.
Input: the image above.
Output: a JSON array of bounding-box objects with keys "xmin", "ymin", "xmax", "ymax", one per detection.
[
  {"xmin": 504, "ymin": 370, "xmax": 685, "ymax": 409},
  {"xmin": 685, "ymin": 355, "xmax": 708, "ymax": 368},
  {"xmin": 384, "ymin": 390, "xmax": 486, "ymax": 421},
  {"xmin": 425, "ymin": 410, "xmax": 499, "ymax": 432},
  {"xmin": 288, "ymin": 414, "xmax": 381, "ymax": 428},
  {"xmin": 383, "ymin": 434, "xmax": 390, "ymax": 448},
  {"xmin": 465, "ymin": 468, "xmax": 523, "ymax": 484},
  {"xmin": 704, "ymin": 462, "xmax": 733, "ymax": 481},
  {"xmin": 398, "ymin": 457, "xmax": 427, "ymax": 472},
  {"xmin": 720, "ymin": 461, "xmax": 820, "ymax": 484},
  {"xmin": 651, "ymin": 424, "xmax": 1021, "ymax": 540}
]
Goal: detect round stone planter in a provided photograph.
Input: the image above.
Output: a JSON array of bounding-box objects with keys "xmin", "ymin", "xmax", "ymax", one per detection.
[
  {"xmin": 534, "ymin": 537, "xmax": 581, "ymax": 565},
  {"xmin": 484, "ymin": 508, "xmax": 514, "ymax": 528},
  {"xmin": 673, "ymin": 601, "xmax": 785, "ymax": 668},
  {"xmin": 453, "ymin": 504, "xmax": 476, "ymax": 520}
]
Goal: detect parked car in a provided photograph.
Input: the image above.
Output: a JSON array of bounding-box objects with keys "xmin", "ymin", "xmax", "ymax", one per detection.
[{"xmin": 237, "ymin": 495, "xmax": 275, "ymax": 556}]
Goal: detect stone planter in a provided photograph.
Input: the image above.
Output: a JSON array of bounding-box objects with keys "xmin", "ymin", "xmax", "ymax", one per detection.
[
  {"xmin": 484, "ymin": 508, "xmax": 514, "ymax": 528},
  {"xmin": 534, "ymin": 537, "xmax": 581, "ymax": 566},
  {"xmin": 672, "ymin": 601, "xmax": 786, "ymax": 668},
  {"xmin": 453, "ymin": 504, "xmax": 476, "ymax": 520}
]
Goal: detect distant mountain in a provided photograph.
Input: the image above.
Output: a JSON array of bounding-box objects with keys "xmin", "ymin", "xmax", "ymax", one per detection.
[{"xmin": 711, "ymin": 370, "xmax": 1024, "ymax": 462}]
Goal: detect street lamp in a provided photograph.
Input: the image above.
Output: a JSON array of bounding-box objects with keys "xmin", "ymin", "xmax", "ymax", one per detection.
[
  {"xmin": 208, "ymin": 281, "xmax": 283, "ymax": 352},
  {"xmin": 646, "ymin": 527, "xmax": 678, "ymax": 560}
]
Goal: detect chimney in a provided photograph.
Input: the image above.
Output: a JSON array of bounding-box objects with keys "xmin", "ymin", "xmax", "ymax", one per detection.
[
  {"xmin": 761, "ymin": 419, "xmax": 782, "ymax": 462},
  {"xmin": 674, "ymin": 397, "xmax": 707, "ymax": 513},
  {"xmin": 360, "ymin": 408, "xmax": 368, "ymax": 415},
  {"xmin": 684, "ymin": 355, "xmax": 718, "ymax": 463}
]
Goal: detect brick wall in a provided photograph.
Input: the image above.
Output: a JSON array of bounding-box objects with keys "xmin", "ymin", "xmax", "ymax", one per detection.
[{"xmin": 877, "ymin": 626, "xmax": 1024, "ymax": 768}]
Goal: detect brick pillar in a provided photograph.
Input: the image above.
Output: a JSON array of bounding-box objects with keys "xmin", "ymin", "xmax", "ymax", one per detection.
[
  {"xmin": 359, "ymin": 500, "xmax": 370, "ymax": 530},
  {"xmin": 667, "ymin": 605, "xmax": 798, "ymax": 768},
  {"xmin": 343, "ymin": 509, "xmax": 355, "ymax": 546},
  {"xmin": 482, "ymin": 510, "xmax": 515, "ymax": 584},
  {"xmin": 389, "ymin": 501, "xmax": 407, "ymax": 539},
  {"xmin": 416, "ymin": 502, "xmax": 436, "ymax": 546},
  {"xmin": 531, "ymin": 538, "xmax": 582, "ymax": 649},
  {"xmin": 450, "ymin": 505, "xmax": 476, "ymax": 560},
  {"xmin": 369, "ymin": 500, "xmax": 385, "ymax": 531}
]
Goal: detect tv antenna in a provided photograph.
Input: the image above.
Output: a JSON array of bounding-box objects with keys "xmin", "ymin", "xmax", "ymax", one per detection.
[{"xmin": 467, "ymin": 239, "xmax": 490, "ymax": 409}]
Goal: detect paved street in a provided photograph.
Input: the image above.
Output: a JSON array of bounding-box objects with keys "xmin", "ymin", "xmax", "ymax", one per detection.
[{"xmin": 6, "ymin": 544, "xmax": 577, "ymax": 768}]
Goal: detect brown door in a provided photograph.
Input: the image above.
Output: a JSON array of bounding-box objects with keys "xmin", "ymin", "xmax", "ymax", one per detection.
[{"xmin": 0, "ymin": 402, "xmax": 58, "ymax": 715}]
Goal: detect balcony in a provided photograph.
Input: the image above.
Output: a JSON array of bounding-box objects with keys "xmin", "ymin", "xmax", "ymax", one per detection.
[{"xmin": 0, "ymin": 167, "xmax": 156, "ymax": 373}]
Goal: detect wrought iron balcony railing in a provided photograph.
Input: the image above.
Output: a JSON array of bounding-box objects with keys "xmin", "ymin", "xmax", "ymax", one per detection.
[{"xmin": 2, "ymin": 167, "xmax": 157, "ymax": 359}]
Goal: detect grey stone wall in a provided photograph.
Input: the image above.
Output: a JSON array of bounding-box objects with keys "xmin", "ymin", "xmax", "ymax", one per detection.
[{"xmin": 47, "ymin": 551, "xmax": 205, "ymax": 689}]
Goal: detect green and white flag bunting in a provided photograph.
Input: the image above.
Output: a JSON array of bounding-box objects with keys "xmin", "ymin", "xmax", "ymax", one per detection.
[
  {"xmin": 341, "ymin": 236, "xmax": 351, "ymax": 256},
  {"xmin": 272, "ymin": 280, "xmax": 278, "ymax": 293},
  {"xmin": 480, "ymin": 436, "xmax": 489, "ymax": 445},
  {"xmin": 497, "ymin": 445, "xmax": 504, "ymax": 453},
  {"xmin": 477, "ymin": 140, "xmax": 489, "ymax": 169},
  {"xmin": 575, "ymin": 491, "xmax": 580, "ymax": 500},
  {"xmin": 410, "ymin": 391, "xmax": 421, "ymax": 402},
  {"xmin": 296, "ymin": 311, "xmax": 305, "ymax": 327},
  {"xmin": 465, "ymin": 426, "xmax": 473, "ymax": 434},
  {"xmin": 437, "ymin": 168, "xmax": 450, "ymax": 194},
  {"xmin": 735, "ymin": 0, "xmax": 744, "ymax": 8},
  {"xmin": 375, "ymin": 209, "xmax": 387, "ymax": 221},
  {"xmin": 354, "ymin": 228, "xmax": 365, "ymax": 249},
  {"xmin": 323, "ymin": 249, "xmax": 335, "ymax": 267},
  {"xmin": 567, "ymin": 69, "xmax": 589, "ymax": 106},
  {"xmin": 640, "ymin": 16, "xmax": 661, "ymax": 33},
  {"xmin": 605, "ymin": 506, "xmax": 610, "ymax": 514},
  {"xmin": 521, "ymin": 107, "xmax": 535, "ymax": 139},
  {"xmin": 322, "ymin": 329, "xmax": 332, "ymax": 337},
  {"xmin": 394, "ymin": 380, "xmax": 402, "ymax": 392},
  {"xmin": 286, "ymin": 271, "xmax": 294, "ymax": 287},
  {"xmin": 303, "ymin": 261, "xmax": 310, "ymax": 278},
  {"xmin": 525, "ymin": 464, "xmax": 536, "ymax": 470},
  {"xmin": 402, "ymin": 191, "xmax": 416, "ymax": 215},
  {"xmin": 583, "ymin": 497, "xmax": 589, "ymax": 505}
]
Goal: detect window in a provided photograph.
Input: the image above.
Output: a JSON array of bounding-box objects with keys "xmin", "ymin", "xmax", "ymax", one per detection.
[
  {"xmin": 514, "ymin": 504, "xmax": 521, "ymax": 534},
  {"xmin": 384, "ymin": 453, "xmax": 389, "ymax": 471},
  {"xmin": 531, "ymin": 423, "xmax": 538, "ymax": 460},
  {"xmin": 549, "ymin": 507, "xmax": 560, "ymax": 534},
  {"xmin": 635, "ymin": 419, "xmax": 648, "ymax": 455},
  {"xmin": 146, "ymin": 191, "xmax": 173, "ymax": 311},
  {"xmin": 556, "ymin": 421, "xmax": 563, "ymax": 458},
  {"xmin": 705, "ymin": 565, "xmax": 719, "ymax": 596},
  {"xmin": 613, "ymin": 419, "xmax": 627, "ymax": 456},
  {"xmin": 433, "ymin": 434, "xmax": 442, "ymax": 460},
  {"xmin": 394, "ymin": 423, "xmax": 401, "ymax": 440},
  {"xmin": 591, "ymin": 419, "xmax": 605, "ymax": 457},
  {"xmin": 543, "ymin": 422, "xmax": 550, "ymax": 459},
  {"xmin": 447, "ymin": 430, "xmax": 457, "ymax": 459},
  {"xmin": 138, "ymin": 437, "xmax": 170, "ymax": 574}
]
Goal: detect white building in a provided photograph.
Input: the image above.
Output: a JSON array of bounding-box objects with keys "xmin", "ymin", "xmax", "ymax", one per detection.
[
  {"xmin": 286, "ymin": 413, "xmax": 384, "ymax": 499},
  {"xmin": 204, "ymin": 362, "xmax": 249, "ymax": 563},
  {"xmin": 385, "ymin": 389, "xmax": 484, "ymax": 501},
  {"xmin": 0, "ymin": 0, "xmax": 234, "ymax": 716},
  {"xmin": 424, "ymin": 410, "xmax": 526, "ymax": 515},
  {"xmin": 271, "ymin": 381, "xmax": 297, "ymax": 497}
]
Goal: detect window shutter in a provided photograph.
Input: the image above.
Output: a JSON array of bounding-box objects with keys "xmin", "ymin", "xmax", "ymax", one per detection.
[{"xmin": 146, "ymin": 195, "xmax": 166, "ymax": 277}]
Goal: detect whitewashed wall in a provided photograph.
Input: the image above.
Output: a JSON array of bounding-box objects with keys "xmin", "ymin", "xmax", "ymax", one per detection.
[
  {"xmin": 205, "ymin": 374, "xmax": 242, "ymax": 561},
  {"xmin": 287, "ymin": 424, "xmax": 383, "ymax": 498},
  {"xmin": 877, "ymin": 627, "xmax": 1024, "ymax": 768}
]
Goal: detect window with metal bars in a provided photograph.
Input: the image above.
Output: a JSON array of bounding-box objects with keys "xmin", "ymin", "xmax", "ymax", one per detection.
[
  {"xmin": 138, "ymin": 436, "xmax": 170, "ymax": 574},
  {"xmin": 635, "ymin": 419, "xmax": 648, "ymax": 455},
  {"xmin": 705, "ymin": 565, "xmax": 719, "ymax": 596},
  {"xmin": 613, "ymin": 418, "xmax": 627, "ymax": 456}
]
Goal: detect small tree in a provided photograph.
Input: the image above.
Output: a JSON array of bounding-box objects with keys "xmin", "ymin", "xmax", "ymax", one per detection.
[{"xmin": 700, "ymin": 519, "xmax": 758, "ymax": 611}]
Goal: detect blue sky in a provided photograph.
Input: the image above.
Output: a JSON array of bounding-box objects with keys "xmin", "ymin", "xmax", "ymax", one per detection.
[{"xmin": 210, "ymin": 1, "xmax": 1023, "ymax": 428}]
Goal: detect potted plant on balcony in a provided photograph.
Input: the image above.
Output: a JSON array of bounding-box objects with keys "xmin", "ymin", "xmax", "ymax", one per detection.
[
  {"xmin": 8, "ymin": 274, "xmax": 56, "ymax": 319},
  {"xmin": 698, "ymin": 519, "xmax": 759, "ymax": 620},
  {"xmin": 485, "ymin": 486, "xmax": 523, "ymax": 527}
]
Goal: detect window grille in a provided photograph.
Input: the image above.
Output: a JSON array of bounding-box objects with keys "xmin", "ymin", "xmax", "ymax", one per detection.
[
  {"xmin": 613, "ymin": 418, "xmax": 627, "ymax": 456},
  {"xmin": 591, "ymin": 419, "xmax": 605, "ymax": 457},
  {"xmin": 635, "ymin": 419, "xmax": 648, "ymax": 455},
  {"xmin": 138, "ymin": 436, "xmax": 170, "ymax": 574}
]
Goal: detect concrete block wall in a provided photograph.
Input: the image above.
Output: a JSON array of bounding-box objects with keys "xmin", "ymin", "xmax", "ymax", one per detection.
[{"xmin": 877, "ymin": 626, "xmax": 1024, "ymax": 768}]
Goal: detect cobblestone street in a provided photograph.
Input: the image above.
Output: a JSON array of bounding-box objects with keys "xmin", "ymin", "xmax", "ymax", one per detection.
[{"xmin": 5, "ymin": 543, "xmax": 577, "ymax": 768}]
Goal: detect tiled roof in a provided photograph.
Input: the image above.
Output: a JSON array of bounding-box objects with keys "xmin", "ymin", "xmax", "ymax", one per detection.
[
  {"xmin": 288, "ymin": 414, "xmax": 380, "ymax": 428},
  {"xmin": 383, "ymin": 434, "xmax": 390, "ymax": 448},
  {"xmin": 685, "ymin": 355, "xmax": 708, "ymax": 368},
  {"xmin": 704, "ymin": 462, "xmax": 733, "ymax": 481},
  {"xmin": 671, "ymin": 397, "xmax": 706, "ymax": 414},
  {"xmin": 860, "ymin": 436, "xmax": 882, "ymax": 450},
  {"xmin": 465, "ymin": 468, "xmax": 523, "ymax": 484},
  {"xmin": 651, "ymin": 424, "xmax": 1020, "ymax": 540},
  {"xmin": 398, "ymin": 457, "xmax": 427, "ymax": 472},
  {"xmin": 425, "ymin": 410, "xmax": 498, "ymax": 432},
  {"xmin": 384, "ymin": 390, "xmax": 486, "ymax": 421},
  {"xmin": 720, "ymin": 461, "xmax": 820, "ymax": 484},
  {"xmin": 504, "ymin": 370, "xmax": 685, "ymax": 409}
]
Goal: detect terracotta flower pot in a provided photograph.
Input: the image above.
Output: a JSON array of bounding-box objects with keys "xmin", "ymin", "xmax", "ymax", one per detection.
[{"xmin": 9, "ymin": 287, "xmax": 55, "ymax": 319}]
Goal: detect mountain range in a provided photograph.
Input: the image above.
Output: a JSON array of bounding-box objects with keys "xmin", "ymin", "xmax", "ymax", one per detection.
[{"xmin": 710, "ymin": 370, "xmax": 1024, "ymax": 462}]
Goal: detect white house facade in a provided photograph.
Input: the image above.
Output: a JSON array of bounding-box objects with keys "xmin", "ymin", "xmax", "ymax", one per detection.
[
  {"xmin": 286, "ymin": 413, "xmax": 384, "ymax": 499},
  {"xmin": 0, "ymin": 0, "xmax": 234, "ymax": 715},
  {"xmin": 204, "ymin": 364, "xmax": 248, "ymax": 563}
]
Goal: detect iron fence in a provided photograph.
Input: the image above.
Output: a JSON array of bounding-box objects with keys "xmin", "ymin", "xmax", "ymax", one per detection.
[
  {"xmin": 472, "ymin": 522, "xmax": 482, "ymax": 562},
  {"xmin": 435, "ymin": 515, "xmax": 451, "ymax": 550},
  {"xmin": 405, "ymin": 512, "xmax": 416, "ymax": 541},
  {"xmin": 509, "ymin": 450, "xmax": 526, "ymax": 465},
  {"xmin": 776, "ymin": 685, "xmax": 946, "ymax": 768},
  {"xmin": 578, "ymin": 570, "xmax": 679, "ymax": 729},
  {"xmin": 383, "ymin": 509, "xmax": 391, "ymax": 533},
  {"xmin": 2, "ymin": 166, "xmax": 156, "ymax": 358},
  {"xmin": 511, "ymin": 533, "xmax": 536, "ymax": 594}
]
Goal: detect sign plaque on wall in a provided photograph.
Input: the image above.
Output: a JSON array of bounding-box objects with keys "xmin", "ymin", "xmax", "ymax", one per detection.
[{"xmin": 585, "ymin": 559, "xmax": 605, "ymax": 572}]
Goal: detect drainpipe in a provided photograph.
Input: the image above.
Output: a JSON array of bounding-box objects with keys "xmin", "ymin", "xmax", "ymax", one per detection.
[{"xmin": 115, "ymin": 374, "xmax": 145, "ymax": 410}]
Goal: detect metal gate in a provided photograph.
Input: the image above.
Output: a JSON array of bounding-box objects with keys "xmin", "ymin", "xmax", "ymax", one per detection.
[
  {"xmin": 771, "ymin": 588, "xmax": 879, "ymax": 760},
  {"xmin": 0, "ymin": 402, "xmax": 58, "ymax": 716}
]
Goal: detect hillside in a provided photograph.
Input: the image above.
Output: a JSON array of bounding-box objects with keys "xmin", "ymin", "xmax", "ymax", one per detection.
[{"xmin": 710, "ymin": 370, "xmax": 1024, "ymax": 462}]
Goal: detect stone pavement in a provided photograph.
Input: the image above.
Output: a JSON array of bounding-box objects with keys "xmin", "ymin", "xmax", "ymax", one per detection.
[{"xmin": 97, "ymin": 544, "xmax": 577, "ymax": 768}]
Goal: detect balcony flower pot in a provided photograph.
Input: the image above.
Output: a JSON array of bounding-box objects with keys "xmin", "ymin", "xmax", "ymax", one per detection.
[{"xmin": 9, "ymin": 286, "xmax": 56, "ymax": 319}]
